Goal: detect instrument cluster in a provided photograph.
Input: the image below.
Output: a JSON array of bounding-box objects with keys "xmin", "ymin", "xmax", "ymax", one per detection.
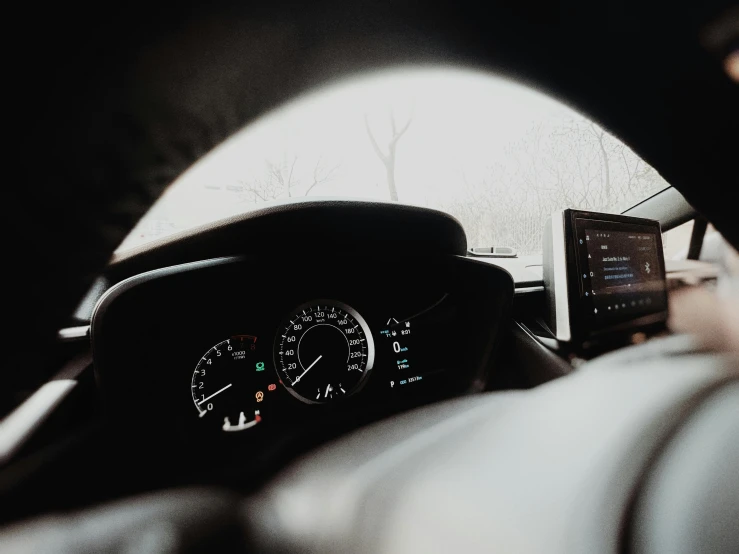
[
  {"xmin": 188, "ymin": 292, "xmax": 454, "ymax": 436},
  {"xmin": 92, "ymin": 255, "xmax": 513, "ymax": 445}
]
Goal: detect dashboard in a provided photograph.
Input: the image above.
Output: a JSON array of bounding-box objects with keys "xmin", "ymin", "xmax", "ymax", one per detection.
[
  {"xmin": 82, "ymin": 203, "xmax": 680, "ymax": 493},
  {"xmin": 3, "ymin": 199, "xmax": 718, "ymax": 531},
  {"xmin": 91, "ymin": 253, "xmax": 513, "ymax": 472}
]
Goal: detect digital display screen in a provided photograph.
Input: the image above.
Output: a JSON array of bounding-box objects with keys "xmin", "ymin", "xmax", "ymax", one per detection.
[
  {"xmin": 574, "ymin": 218, "xmax": 667, "ymax": 333},
  {"xmin": 585, "ymin": 229, "xmax": 663, "ymax": 296},
  {"xmin": 377, "ymin": 296, "xmax": 452, "ymax": 393}
]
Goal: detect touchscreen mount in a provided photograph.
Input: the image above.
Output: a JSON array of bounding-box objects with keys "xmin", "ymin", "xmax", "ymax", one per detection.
[{"xmin": 543, "ymin": 209, "xmax": 668, "ymax": 343}]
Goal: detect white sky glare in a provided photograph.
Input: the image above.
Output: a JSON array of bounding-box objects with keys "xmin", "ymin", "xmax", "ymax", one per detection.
[{"xmin": 118, "ymin": 66, "xmax": 668, "ymax": 252}]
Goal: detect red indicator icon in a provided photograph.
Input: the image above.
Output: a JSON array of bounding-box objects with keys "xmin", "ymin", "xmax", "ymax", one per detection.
[{"xmin": 268, "ymin": 383, "xmax": 277, "ymax": 392}]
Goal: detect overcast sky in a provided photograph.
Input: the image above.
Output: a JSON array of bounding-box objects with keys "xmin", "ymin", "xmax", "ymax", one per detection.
[{"xmin": 117, "ymin": 67, "xmax": 642, "ymax": 251}]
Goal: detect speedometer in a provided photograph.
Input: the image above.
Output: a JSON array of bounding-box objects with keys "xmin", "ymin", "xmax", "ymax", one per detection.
[{"xmin": 274, "ymin": 300, "xmax": 375, "ymax": 404}]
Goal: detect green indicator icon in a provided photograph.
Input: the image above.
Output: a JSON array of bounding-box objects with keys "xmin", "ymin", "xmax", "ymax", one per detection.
[{"xmin": 256, "ymin": 362, "xmax": 265, "ymax": 372}]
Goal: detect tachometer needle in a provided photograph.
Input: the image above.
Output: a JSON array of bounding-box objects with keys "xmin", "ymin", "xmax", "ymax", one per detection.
[
  {"xmin": 293, "ymin": 355, "xmax": 322, "ymax": 385},
  {"xmin": 198, "ymin": 383, "xmax": 232, "ymax": 405}
]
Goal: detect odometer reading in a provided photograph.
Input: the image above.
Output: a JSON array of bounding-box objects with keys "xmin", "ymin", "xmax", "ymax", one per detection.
[{"xmin": 274, "ymin": 300, "xmax": 375, "ymax": 404}]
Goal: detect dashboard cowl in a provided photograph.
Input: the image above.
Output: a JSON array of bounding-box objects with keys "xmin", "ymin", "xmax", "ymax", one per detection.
[{"xmin": 108, "ymin": 199, "xmax": 468, "ymax": 281}]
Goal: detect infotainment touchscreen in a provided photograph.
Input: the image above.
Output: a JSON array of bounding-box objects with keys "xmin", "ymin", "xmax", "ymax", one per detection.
[
  {"xmin": 583, "ymin": 230, "xmax": 661, "ymax": 295},
  {"xmin": 573, "ymin": 218, "xmax": 667, "ymax": 333},
  {"xmin": 543, "ymin": 209, "xmax": 668, "ymax": 343}
]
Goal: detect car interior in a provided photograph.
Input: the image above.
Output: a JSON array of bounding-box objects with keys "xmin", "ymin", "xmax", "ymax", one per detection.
[{"xmin": 2, "ymin": 1, "xmax": 738, "ymax": 552}]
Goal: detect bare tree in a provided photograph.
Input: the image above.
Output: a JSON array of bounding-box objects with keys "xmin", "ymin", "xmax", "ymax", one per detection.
[
  {"xmin": 439, "ymin": 117, "xmax": 668, "ymax": 254},
  {"xmin": 268, "ymin": 156, "xmax": 299, "ymax": 198},
  {"xmin": 364, "ymin": 109, "xmax": 413, "ymax": 201},
  {"xmin": 590, "ymin": 122, "xmax": 611, "ymax": 207},
  {"xmin": 304, "ymin": 157, "xmax": 339, "ymax": 196},
  {"xmin": 239, "ymin": 154, "xmax": 339, "ymax": 202}
]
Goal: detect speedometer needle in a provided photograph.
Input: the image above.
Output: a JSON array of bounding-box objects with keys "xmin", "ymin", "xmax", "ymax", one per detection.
[
  {"xmin": 293, "ymin": 355, "xmax": 322, "ymax": 385},
  {"xmin": 198, "ymin": 383, "xmax": 232, "ymax": 405}
]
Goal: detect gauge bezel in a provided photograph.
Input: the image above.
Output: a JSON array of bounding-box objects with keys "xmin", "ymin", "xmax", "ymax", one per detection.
[{"xmin": 273, "ymin": 299, "xmax": 376, "ymax": 404}]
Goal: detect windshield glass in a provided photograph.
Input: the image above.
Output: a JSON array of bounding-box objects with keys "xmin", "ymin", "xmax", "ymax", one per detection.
[{"xmin": 117, "ymin": 67, "xmax": 669, "ymax": 254}]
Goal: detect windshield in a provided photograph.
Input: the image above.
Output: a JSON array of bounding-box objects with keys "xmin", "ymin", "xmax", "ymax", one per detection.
[{"xmin": 117, "ymin": 67, "xmax": 669, "ymax": 254}]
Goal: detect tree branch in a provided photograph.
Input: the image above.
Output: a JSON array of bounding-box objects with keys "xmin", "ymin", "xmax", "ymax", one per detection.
[
  {"xmin": 286, "ymin": 155, "xmax": 298, "ymax": 198},
  {"xmin": 364, "ymin": 114, "xmax": 388, "ymax": 163},
  {"xmin": 390, "ymin": 109, "xmax": 413, "ymax": 146},
  {"xmin": 304, "ymin": 158, "xmax": 339, "ymax": 196}
]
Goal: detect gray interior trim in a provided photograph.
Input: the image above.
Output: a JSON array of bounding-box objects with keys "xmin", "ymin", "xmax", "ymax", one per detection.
[
  {"xmin": 623, "ymin": 187, "xmax": 696, "ymax": 230},
  {"xmin": 551, "ymin": 210, "xmax": 571, "ymax": 341},
  {"xmin": 514, "ymin": 285, "xmax": 544, "ymax": 294},
  {"xmin": 71, "ymin": 277, "xmax": 110, "ymax": 324},
  {"xmin": 57, "ymin": 326, "xmax": 91, "ymax": 342},
  {"xmin": 0, "ymin": 380, "xmax": 77, "ymax": 466}
]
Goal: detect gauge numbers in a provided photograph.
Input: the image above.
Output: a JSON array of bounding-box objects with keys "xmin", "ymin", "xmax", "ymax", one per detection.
[
  {"xmin": 274, "ymin": 300, "xmax": 375, "ymax": 404},
  {"xmin": 192, "ymin": 335, "xmax": 275, "ymax": 432}
]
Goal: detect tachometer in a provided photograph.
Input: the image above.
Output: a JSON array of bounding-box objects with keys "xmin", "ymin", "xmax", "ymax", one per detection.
[
  {"xmin": 274, "ymin": 300, "xmax": 375, "ymax": 403},
  {"xmin": 191, "ymin": 335, "xmax": 277, "ymax": 432}
]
